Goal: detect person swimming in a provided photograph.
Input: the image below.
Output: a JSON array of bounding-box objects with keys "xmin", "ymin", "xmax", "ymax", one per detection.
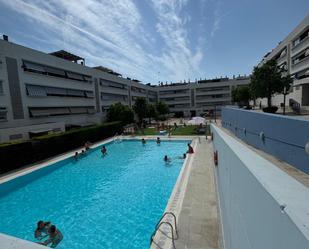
[
  {"xmin": 38, "ymin": 225, "xmax": 63, "ymax": 248},
  {"xmin": 34, "ymin": 221, "xmax": 51, "ymax": 240},
  {"xmin": 101, "ymin": 145, "xmax": 107, "ymax": 155},
  {"xmin": 156, "ymin": 137, "xmax": 161, "ymax": 144},
  {"xmin": 73, "ymin": 152, "xmax": 78, "ymax": 160},
  {"xmin": 176, "ymin": 153, "xmax": 186, "ymax": 160},
  {"xmin": 164, "ymin": 155, "xmax": 171, "ymax": 162},
  {"xmin": 141, "ymin": 138, "xmax": 146, "ymax": 145}
]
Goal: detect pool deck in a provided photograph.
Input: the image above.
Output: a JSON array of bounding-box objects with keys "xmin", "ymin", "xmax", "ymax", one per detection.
[
  {"xmin": 147, "ymin": 136, "xmax": 219, "ymax": 249},
  {"xmin": 174, "ymin": 138, "xmax": 219, "ymax": 249}
]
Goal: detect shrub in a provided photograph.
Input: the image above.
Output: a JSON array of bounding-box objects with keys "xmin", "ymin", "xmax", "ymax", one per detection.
[
  {"xmin": 0, "ymin": 121, "xmax": 122, "ymax": 174},
  {"xmin": 174, "ymin": 111, "xmax": 184, "ymax": 118}
]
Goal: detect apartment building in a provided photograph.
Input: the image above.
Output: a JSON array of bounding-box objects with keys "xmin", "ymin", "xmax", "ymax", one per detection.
[
  {"xmin": 259, "ymin": 15, "xmax": 309, "ymax": 108},
  {"xmin": 0, "ymin": 37, "xmax": 154, "ymax": 142},
  {"xmin": 0, "ymin": 36, "xmax": 249, "ymax": 143},
  {"xmin": 157, "ymin": 77, "xmax": 249, "ymax": 117}
]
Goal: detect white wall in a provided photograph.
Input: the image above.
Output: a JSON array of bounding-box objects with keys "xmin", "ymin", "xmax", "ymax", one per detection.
[{"xmin": 211, "ymin": 124, "xmax": 309, "ymax": 249}]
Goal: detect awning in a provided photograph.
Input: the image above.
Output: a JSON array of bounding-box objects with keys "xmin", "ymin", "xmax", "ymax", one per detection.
[
  {"xmin": 46, "ymin": 87, "xmax": 67, "ymax": 96},
  {"xmin": 29, "ymin": 128, "xmax": 53, "ymax": 134},
  {"xmin": 85, "ymin": 91, "xmax": 94, "ymax": 98},
  {"xmin": 67, "ymin": 72, "xmax": 85, "ymax": 81},
  {"xmin": 67, "ymin": 89, "xmax": 85, "ymax": 97},
  {"xmin": 45, "ymin": 67, "xmax": 66, "ymax": 76},
  {"xmin": 26, "ymin": 85, "xmax": 47, "ymax": 97},
  {"xmin": 48, "ymin": 107, "xmax": 70, "ymax": 115},
  {"xmin": 29, "ymin": 109, "xmax": 50, "ymax": 117},
  {"xmin": 69, "ymin": 107, "xmax": 88, "ymax": 114},
  {"xmin": 23, "ymin": 61, "xmax": 46, "ymax": 73}
]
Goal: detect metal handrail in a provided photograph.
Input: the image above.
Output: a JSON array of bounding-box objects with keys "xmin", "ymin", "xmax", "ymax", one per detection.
[
  {"xmin": 154, "ymin": 212, "xmax": 178, "ymax": 239},
  {"xmin": 150, "ymin": 221, "xmax": 176, "ymax": 249}
]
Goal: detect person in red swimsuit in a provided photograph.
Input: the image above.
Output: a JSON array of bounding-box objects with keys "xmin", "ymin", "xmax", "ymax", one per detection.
[{"xmin": 187, "ymin": 143, "xmax": 194, "ymax": 154}]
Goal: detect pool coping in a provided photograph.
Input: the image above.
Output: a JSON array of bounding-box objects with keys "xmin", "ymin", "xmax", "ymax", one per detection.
[
  {"xmin": 0, "ymin": 135, "xmax": 198, "ymax": 249},
  {"xmin": 149, "ymin": 136, "xmax": 199, "ymax": 249}
]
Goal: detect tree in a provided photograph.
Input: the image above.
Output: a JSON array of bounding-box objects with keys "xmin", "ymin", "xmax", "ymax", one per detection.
[
  {"xmin": 232, "ymin": 86, "xmax": 251, "ymax": 107},
  {"xmin": 250, "ymin": 59, "xmax": 292, "ymax": 108},
  {"xmin": 133, "ymin": 97, "xmax": 148, "ymax": 125},
  {"xmin": 106, "ymin": 102, "xmax": 134, "ymax": 125},
  {"xmin": 147, "ymin": 103, "xmax": 158, "ymax": 123},
  {"xmin": 156, "ymin": 101, "xmax": 169, "ymax": 116}
]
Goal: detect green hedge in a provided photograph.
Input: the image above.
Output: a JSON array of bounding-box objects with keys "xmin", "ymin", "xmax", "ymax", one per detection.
[{"xmin": 0, "ymin": 121, "xmax": 122, "ymax": 174}]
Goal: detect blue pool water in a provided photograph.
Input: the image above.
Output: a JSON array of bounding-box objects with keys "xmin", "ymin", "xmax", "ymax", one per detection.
[{"xmin": 0, "ymin": 139, "xmax": 189, "ymax": 249}]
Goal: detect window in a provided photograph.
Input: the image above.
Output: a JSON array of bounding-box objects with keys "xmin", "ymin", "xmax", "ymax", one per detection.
[
  {"xmin": 22, "ymin": 60, "xmax": 91, "ymax": 83},
  {"xmin": 85, "ymin": 91, "xmax": 94, "ymax": 98},
  {"xmin": 0, "ymin": 107, "xmax": 7, "ymax": 121},
  {"xmin": 26, "ymin": 84, "xmax": 94, "ymax": 98},
  {"xmin": 69, "ymin": 107, "xmax": 88, "ymax": 114},
  {"xmin": 295, "ymin": 68, "xmax": 309, "ymax": 80},
  {"xmin": 9, "ymin": 134, "xmax": 23, "ymax": 140},
  {"xmin": 67, "ymin": 89, "xmax": 85, "ymax": 97},
  {"xmin": 46, "ymin": 87, "xmax": 67, "ymax": 96},
  {"xmin": 26, "ymin": 85, "xmax": 47, "ymax": 97},
  {"xmin": 102, "ymin": 93, "xmax": 127, "ymax": 101},
  {"xmin": 292, "ymin": 48, "xmax": 309, "ymax": 65},
  {"xmin": 45, "ymin": 67, "xmax": 66, "ymax": 77},
  {"xmin": 23, "ymin": 61, "xmax": 46, "ymax": 74},
  {"xmin": 67, "ymin": 72, "xmax": 85, "ymax": 81},
  {"xmin": 293, "ymin": 28, "xmax": 309, "ymax": 47},
  {"xmin": 0, "ymin": 81, "xmax": 3, "ymax": 94},
  {"xmin": 29, "ymin": 106, "xmax": 95, "ymax": 117}
]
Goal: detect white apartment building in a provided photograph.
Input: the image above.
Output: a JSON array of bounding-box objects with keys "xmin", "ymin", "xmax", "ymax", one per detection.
[
  {"xmin": 258, "ymin": 15, "xmax": 309, "ymax": 109},
  {"xmin": 157, "ymin": 77, "xmax": 249, "ymax": 117},
  {"xmin": 0, "ymin": 36, "xmax": 249, "ymax": 143}
]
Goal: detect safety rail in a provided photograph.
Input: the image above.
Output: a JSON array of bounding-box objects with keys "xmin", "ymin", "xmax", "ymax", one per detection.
[{"xmin": 150, "ymin": 212, "xmax": 178, "ymax": 249}]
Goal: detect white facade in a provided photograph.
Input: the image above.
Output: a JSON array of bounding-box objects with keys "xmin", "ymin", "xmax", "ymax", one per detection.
[
  {"xmin": 0, "ymin": 37, "xmax": 249, "ymax": 143},
  {"xmin": 157, "ymin": 77, "xmax": 249, "ymax": 117},
  {"xmin": 258, "ymin": 15, "xmax": 309, "ymax": 108}
]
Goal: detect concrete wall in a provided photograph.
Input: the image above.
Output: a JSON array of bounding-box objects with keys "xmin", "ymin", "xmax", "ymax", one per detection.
[
  {"xmin": 211, "ymin": 125, "xmax": 309, "ymax": 249},
  {"xmin": 221, "ymin": 107, "xmax": 309, "ymax": 174}
]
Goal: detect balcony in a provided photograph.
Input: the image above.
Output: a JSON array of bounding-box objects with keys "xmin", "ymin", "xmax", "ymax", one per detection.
[
  {"xmin": 101, "ymin": 86, "xmax": 129, "ymax": 96},
  {"xmin": 195, "ymin": 89, "xmax": 230, "ymax": 96}
]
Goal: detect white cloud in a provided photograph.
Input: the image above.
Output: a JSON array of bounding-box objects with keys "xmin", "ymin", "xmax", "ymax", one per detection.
[
  {"xmin": 210, "ymin": 1, "xmax": 225, "ymax": 38},
  {"xmin": 0, "ymin": 0, "xmax": 205, "ymax": 83},
  {"xmin": 150, "ymin": 0, "xmax": 204, "ymax": 81}
]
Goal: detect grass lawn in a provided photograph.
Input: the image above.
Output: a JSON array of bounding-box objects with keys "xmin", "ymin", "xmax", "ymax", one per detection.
[
  {"xmin": 136, "ymin": 125, "xmax": 210, "ymax": 136},
  {"xmin": 136, "ymin": 127, "xmax": 157, "ymax": 135},
  {"xmin": 171, "ymin": 126, "xmax": 197, "ymax": 135}
]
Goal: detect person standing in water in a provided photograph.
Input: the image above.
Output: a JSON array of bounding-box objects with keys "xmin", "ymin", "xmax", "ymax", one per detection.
[
  {"xmin": 38, "ymin": 225, "xmax": 63, "ymax": 248},
  {"xmin": 141, "ymin": 138, "xmax": 146, "ymax": 145},
  {"xmin": 156, "ymin": 137, "xmax": 161, "ymax": 144},
  {"xmin": 101, "ymin": 145, "xmax": 107, "ymax": 155}
]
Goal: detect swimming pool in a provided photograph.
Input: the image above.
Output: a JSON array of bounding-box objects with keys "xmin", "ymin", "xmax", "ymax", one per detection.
[{"xmin": 0, "ymin": 139, "xmax": 189, "ymax": 249}]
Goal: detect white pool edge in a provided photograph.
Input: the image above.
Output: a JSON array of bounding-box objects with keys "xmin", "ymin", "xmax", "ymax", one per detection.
[{"xmin": 150, "ymin": 137, "xmax": 198, "ymax": 249}]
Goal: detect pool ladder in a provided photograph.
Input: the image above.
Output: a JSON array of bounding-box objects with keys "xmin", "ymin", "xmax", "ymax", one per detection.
[{"xmin": 150, "ymin": 212, "xmax": 178, "ymax": 249}]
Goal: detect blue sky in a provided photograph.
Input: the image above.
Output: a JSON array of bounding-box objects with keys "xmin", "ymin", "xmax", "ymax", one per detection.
[{"xmin": 0, "ymin": 0, "xmax": 308, "ymax": 84}]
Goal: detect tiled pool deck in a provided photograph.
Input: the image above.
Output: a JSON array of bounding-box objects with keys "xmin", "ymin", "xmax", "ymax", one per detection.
[{"xmin": 0, "ymin": 136, "xmax": 219, "ymax": 249}]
